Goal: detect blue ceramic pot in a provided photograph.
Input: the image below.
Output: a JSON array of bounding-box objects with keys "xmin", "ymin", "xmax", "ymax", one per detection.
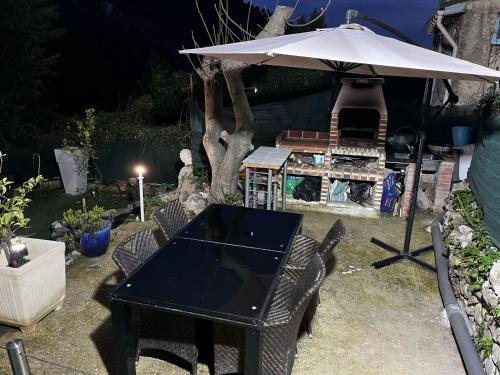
[{"xmin": 80, "ymin": 223, "xmax": 111, "ymax": 257}]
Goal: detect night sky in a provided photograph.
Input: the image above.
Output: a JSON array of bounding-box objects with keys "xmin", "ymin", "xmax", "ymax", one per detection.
[{"xmin": 250, "ymin": 0, "xmax": 438, "ymax": 47}]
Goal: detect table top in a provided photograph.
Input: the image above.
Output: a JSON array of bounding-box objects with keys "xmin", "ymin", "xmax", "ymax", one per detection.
[
  {"xmin": 242, "ymin": 146, "xmax": 292, "ymax": 170},
  {"xmin": 176, "ymin": 204, "xmax": 302, "ymax": 252},
  {"xmin": 112, "ymin": 238, "xmax": 285, "ymax": 324},
  {"xmin": 112, "ymin": 204, "xmax": 303, "ymax": 325}
]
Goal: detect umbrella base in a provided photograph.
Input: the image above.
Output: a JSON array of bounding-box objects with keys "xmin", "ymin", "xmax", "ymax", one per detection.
[{"xmin": 370, "ymin": 237, "xmax": 436, "ymax": 273}]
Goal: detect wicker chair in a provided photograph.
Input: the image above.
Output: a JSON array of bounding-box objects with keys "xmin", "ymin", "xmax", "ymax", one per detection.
[
  {"xmin": 112, "ymin": 229, "xmax": 198, "ymax": 374},
  {"xmin": 153, "ymin": 199, "xmax": 189, "ymax": 240},
  {"xmin": 213, "ymin": 254, "xmax": 326, "ymax": 375},
  {"xmin": 311, "ymin": 219, "xmax": 345, "ymax": 309},
  {"xmin": 112, "ymin": 229, "xmax": 160, "ymax": 277},
  {"xmin": 317, "ymin": 220, "xmax": 345, "ymax": 265},
  {"xmin": 288, "ymin": 220, "xmax": 345, "ymax": 339}
]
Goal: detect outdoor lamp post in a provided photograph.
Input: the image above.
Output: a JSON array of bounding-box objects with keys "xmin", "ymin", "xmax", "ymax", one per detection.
[{"xmin": 135, "ymin": 165, "xmax": 146, "ymax": 222}]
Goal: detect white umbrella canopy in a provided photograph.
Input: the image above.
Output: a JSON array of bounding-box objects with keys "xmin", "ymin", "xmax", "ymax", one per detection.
[{"xmin": 180, "ymin": 24, "xmax": 500, "ymax": 82}]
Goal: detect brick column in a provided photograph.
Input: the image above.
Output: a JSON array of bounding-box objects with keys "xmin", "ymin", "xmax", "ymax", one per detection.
[
  {"xmin": 329, "ymin": 114, "xmax": 339, "ymax": 148},
  {"xmin": 377, "ymin": 116, "xmax": 388, "ymax": 150},
  {"xmin": 320, "ymin": 174, "xmax": 330, "ymax": 204},
  {"xmin": 400, "ymin": 163, "xmax": 416, "ymax": 219},
  {"xmin": 433, "ymin": 161, "xmax": 455, "ymax": 213}
]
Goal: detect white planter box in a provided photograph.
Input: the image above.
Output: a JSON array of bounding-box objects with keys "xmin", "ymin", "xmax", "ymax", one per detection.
[
  {"xmin": 0, "ymin": 238, "xmax": 66, "ymax": 332},
  {"xmin": 54, "ymin": 148, "xmax": 88, "ymax": 195}
]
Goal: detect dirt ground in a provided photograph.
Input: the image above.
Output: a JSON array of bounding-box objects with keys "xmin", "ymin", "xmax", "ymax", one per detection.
[{"xmin": 0, "ymin": 211, "xmax": 465, "ymax": 374}]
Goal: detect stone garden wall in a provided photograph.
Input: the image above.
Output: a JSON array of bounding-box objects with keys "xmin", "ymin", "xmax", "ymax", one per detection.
[{"xmin": 443, "ymin": 190, "xmax": 500, "ymax": 375}]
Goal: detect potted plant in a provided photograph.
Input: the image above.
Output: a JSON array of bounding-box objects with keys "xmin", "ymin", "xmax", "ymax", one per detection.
[
  {"xmin": 54, "ymin": 108, "xmax": 98, "ymax": 195},
  {"xmin": 63, "ymin": 205, "xmax": 111, "ymax": 257},
  {"xmin": 0, "ymin": 151, "xmax": 44, "ymax": 266},
  {"xmin": 0, "ymin": 151, "xmax": 66, "ymax": 333}
]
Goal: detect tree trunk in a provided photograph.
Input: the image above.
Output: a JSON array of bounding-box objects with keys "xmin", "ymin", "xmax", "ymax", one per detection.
[
  {"xmin": 208, "ymin": 5, "xmax": 294, "ymax": 202},
  {"xmin": 209, "ymin": 68, "xmax": 255, "ymax": 201},
  {"xmin": 198, "ymin": 58, "xmax": 225, "ymax": 178}
]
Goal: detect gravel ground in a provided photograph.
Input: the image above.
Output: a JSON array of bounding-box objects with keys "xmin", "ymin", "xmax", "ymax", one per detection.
[{"xmin": 0, "ymin": 211, "xmax": 465, "ymax": 374}]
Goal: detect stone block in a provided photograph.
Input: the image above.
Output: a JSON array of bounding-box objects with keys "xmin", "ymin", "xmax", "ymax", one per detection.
[
  {"xmin": 492, "ymin": 343, "xmax": 500, "ymax": 366},
  {"xmin": 490, "ymin": 261, "xmax": 500, "ymax": 296},
  {"xmin": 484, "ymin": 286, "xmax": 499, "ymax": 307},
  {"xmin": 485, "ymin": 357, "xmax": 498, "ymax": 375},
  {"xmin": 493, "ymin": 325, "xmax": 500, "ymax": 344},
  {"xmin": 475, "ymin": 303, "xmax": 484, "ymax": 325}
]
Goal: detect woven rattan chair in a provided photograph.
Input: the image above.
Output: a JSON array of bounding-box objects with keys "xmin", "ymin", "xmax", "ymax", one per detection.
[
  {"xmin": 311, "ymin": 219, "xmax": 345, "ymax": 308},
  {"xmin": 213, "ymin": 254, "xmax": 326, "ymax": 375},
  {"xmin": 288, "ymin": 220, "xmax": 345, "ymax": 339},
  {"xmin": 153, "ymin": 199, "xmax": 189, "ymax": 240},
  {"xmin": 112, "ymin": 229, "xmax": 160, "ymax": 277},
  {"xmin": 318, "ymin": 220, "xmax": 345, "ymax": 265},
  {"xmin": 112, "ymin": 229, "xmax": 198, "ymax": 374},
  {"xmin": 137, "ymin": 310, "xmax": 198, "ymax": 375}
]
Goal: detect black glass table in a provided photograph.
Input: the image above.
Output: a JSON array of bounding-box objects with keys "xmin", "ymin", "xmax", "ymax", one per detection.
[{"xmin": 111, "ymin": 204, "xmax": 303, "ymax": 375}]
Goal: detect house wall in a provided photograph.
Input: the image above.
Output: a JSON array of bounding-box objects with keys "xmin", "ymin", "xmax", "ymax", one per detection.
[{"xmin": 434, "ymin": 0, "xmax": 500, "ymax": 106}]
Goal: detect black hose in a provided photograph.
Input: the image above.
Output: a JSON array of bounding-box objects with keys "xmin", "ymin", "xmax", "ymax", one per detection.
[{"xmin": 431, "ymin": 219, "xmax": 485, "ymax": 375}]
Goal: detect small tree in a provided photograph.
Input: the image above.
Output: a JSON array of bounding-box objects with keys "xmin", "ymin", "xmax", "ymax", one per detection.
[{"xmin": 191, "ymin": 1, "xmax": 330, "ymax": 202}]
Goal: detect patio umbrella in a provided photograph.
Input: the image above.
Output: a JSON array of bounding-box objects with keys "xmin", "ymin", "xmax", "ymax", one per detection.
[
  {"xmin": 179, "ymin": 23, "xmax": 500, "ymax": 272},
  {"xmin": 180, "ymin": 23, "xmax": 500, "ymax": 82}
]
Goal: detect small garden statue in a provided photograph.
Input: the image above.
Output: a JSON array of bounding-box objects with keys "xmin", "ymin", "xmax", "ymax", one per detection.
[{"xmin": 177, "ymin": 149, "xmax": 196, "ymax": 202}]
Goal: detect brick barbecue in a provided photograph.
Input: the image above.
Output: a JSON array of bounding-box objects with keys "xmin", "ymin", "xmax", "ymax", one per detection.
[{"xmin": 276, "ymin": 78, "xmax": 387, "ymax": 211}]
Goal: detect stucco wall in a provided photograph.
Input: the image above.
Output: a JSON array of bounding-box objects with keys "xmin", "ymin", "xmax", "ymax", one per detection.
[{"xmin": 434, "ymin": 0, "xmax": 500, "ymax": 106}]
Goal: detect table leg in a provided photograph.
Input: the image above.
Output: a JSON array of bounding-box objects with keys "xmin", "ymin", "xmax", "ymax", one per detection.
[
  {"xmin": 266, "ymin": 169, "xmax": 272, "ymax": 210},
  {"xmin": 273, "ymin": 182, "xmax": 277, "ymax": 211},
  {"xmin": 245, "ymin": 167, "xmax": 250, "ymax": 207},
  {"xmin": 282, "ymin": 161, "xmax": 287, "ymax": 211},
  {"xmin": 244, "ymin": 327, "xmax": 263, "ymax": 375},
  {"xmin": 111, "ymin": 301, "xmax": 137, "ymax": 375}
]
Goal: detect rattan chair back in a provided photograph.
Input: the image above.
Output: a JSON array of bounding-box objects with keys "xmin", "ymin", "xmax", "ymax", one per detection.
[
  {"xmin": 318, "ymin": 220, "xmax": 345, "ymax": 264},
  {"xmin": 153, "ymin": 199, "xmax": 189, "ymax": 239},
  {"xmin": 112, "ymin": 229, "xmax": 159, "ymax": 277}
]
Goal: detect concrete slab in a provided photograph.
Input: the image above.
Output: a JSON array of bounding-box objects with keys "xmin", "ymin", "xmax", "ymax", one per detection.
[{"xmin": 0, "ymin": 212, "xmax": 465, "ymax": 374}]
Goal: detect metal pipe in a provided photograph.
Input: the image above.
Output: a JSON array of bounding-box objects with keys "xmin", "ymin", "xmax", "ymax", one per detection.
[
  {"xmin": 436, "ymin": 10, "xmax": 458, "ymax": 58},
  {"xmin": 245, "ymin": 167, "xmax": 250, "ymax": 207},
  {"xmin": 436, "ymin": 10, "xmax": 458, "ymax": 104},
  {"xmin": 431, "ymin": 219, "xmax": 485, "ymax": 375},
  {"xmin": 6, "ymin": 339, "xmax": 31, "ymax": 375},
  {"xmin": 266, "ymin": 169, "xmax": 272, "ymax": 210}
]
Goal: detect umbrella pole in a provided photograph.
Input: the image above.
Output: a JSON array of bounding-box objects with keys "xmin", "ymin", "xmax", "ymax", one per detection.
[{"xmin": 370, "ymin": 78, "xmax": 437, "ymax": 273}]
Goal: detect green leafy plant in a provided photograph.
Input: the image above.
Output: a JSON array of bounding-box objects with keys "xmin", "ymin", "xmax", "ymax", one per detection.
[
  {"xmin": 479, "ymin": 336, "xmax": 494, "ymax": 356},
  {"xmin": 0, "ymin": 151, "xmax": 44, "ymax": 240},
  {"xmin": 63, "ymin": 108, "xmax": 98, "ymax": 173},
  {"xmin": 490, "ymin": 307, "xmax": 500, "ymax": 319},
  {"xmin": 450, "ymin": 189, "xmax": 500, "ymax": 287},
  {"xmin": 63, "ymin": 205, "xmax": 107, "ymax": 238},
  {"xmin": 144, "ymin": 195, "xmax": 162, "ymax": 218}
]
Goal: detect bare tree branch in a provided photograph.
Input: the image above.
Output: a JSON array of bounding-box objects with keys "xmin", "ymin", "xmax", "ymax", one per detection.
[
  {"xmin": 195, "ymin": 0, "xmax": 215, "ymax": 45},
  {"xmin": 285, "ymin": 0, "xmax": 331, "ymax": 28},
  {"xmin": 214, "ymin": 4, "xmax": 244, "ymax": 42},
  {"xmin": 181, "ymin": 43, "xmax": 204, "ymax": 77},
  {"xmin": 219, "ymin": 2, "xmax": 256, "ymax": 39},
  {"xmin": 246, "ymin": 0, "xmax": 253, "ymax": 33}
]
